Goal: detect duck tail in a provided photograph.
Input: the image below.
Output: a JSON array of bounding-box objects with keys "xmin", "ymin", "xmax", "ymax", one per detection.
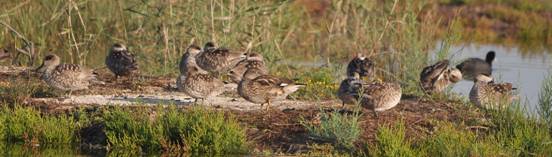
[{"xmin": 283, "ymin": 84, "xmax": 305, "ymax": 93}]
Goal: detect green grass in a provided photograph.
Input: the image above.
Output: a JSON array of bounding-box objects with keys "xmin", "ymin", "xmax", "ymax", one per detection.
[
  {"xmin": 1, "ymin": 105, "xmax": 81, "ymax": 145},
  {"xmin": 102, "ymin": 106, "xmax": 248, "ymax": 154},
  {"xmin": 370, "ymin": 121, "xmax": 418, "ymax": 157},
  {"xmin": 538, "ymin": 74, "xmax": 552, "ymax": 129},
  {"xmin": 301, "ymin": 109, "xmax": 362, "ymax": 150}
]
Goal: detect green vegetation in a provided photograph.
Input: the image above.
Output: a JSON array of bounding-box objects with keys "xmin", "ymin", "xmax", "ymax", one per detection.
[
  {"xmin": 1, "ymin": 105, "xmax": 81, "ymax": 145},
  {"xmin": 301, "ymin": 110, "xmax": 361, "ymax": 150},
  {"xmin": 370, "ymin": 121, "xmax": 418, "ymax": 157},
  {"xmin": 538, "ymin": 74, "xmax": 552, "ymax": 128},
  {"xmin": 0, "ymin": 105, "xmax": 248, "ymax": 155},
  {"xmin": 102, "ymin": 106, "xmax": 248, "ymax": 154}
]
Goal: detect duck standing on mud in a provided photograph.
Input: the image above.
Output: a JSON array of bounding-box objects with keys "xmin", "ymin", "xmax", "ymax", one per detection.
[
  {"xmin": 456, "ymin": 51, "xmax": 495, "ymax": 81},
  {"xmin": 237, "ymin": 62, "xmax": 305, "ymax": 111},
  {"xmin": 36, "ymin": 54, "xmax": 104, "ymax": 97},
  {"xmin": 337, "ymin": 54, "xmax": 402, "ymax": 117},
  {"xmin": 420, "ymin": 60, "xmax": 463, "ymax": 94},
  {"xmin": 105, "ymin": 43, "xmax": 138, "ymax": 79}
]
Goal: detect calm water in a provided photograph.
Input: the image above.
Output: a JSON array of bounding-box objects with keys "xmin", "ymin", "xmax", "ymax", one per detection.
[{"xmin": 440, "ymin": 43, "xmax": 552, "ymax": 114}]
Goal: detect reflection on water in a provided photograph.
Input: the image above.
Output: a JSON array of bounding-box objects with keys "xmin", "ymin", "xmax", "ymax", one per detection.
[{"xmin": 440, "ymin": 43, "xmax": 551, "ymax": 114}]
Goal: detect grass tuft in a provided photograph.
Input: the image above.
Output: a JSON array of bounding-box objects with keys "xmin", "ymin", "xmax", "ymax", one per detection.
[
  {"xmin": 102, "ymin": 106, "xmax": 248, "ymax": 154},
  {"xmin": 370, "ymin": 121, "xmax": 418, "ymax": 157},
  {"xmin": 301, "ymin": 110, "xmax": 361, "ymax": 150}
]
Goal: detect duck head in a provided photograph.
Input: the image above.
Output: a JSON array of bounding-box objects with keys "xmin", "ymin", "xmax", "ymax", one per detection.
[
  {"xmin": 35, "ymin": 54, "xmax": 61, "ymax": 74},
  {"xmin": 485, "ymin": 51, "xmax": 496, "ymax": 65},
  {"xmin": 449, "ymin": 68, "xmax": 463, "ymax": 83},
  {"xmin": 186, "ymin": 44, "xmax": 202, "ymax": 55},
  {"xmin": 111, "ymin": 43, "xmax": 128, "ymax": 52},
  {"xmin": 347, "ymin": 53, "xmax": 375, "ymax": 78}
]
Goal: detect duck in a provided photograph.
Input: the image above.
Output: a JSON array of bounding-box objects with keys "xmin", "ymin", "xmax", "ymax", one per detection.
[
  {"xmin": 177, "ymin": 65, "xmax": 224, "ymax": 103},
  {"xmin": 228, "ymin": 52, "xmax": 267, "ymax": 84},
  {"xmin": 346, "ymin": 53, "xmax": 375, "ymax": 79},
  {"xmin": 36, "ymin": 54, "xmax": 104, "ymax": 96},
  {"xmin": 360, "ymin": 81, "xmax": 402, "ymax": 117},
  {"xmin": 469, "ymin": 74, "xmax": 516, "ymax": 110},
  {"xmin": 237, "ymin": 64, "xmax": 305, "ymax": 111},
  {"xmin": 179, "ymin": 44, "xmax": 204, "ymax": 76},
  {"xmin": 195, "ymin": 42, "xmax": 246, "ymax": 76},
  {"xmin": 420, "ymin": 60, "xmax": 463, "ymax": 94},
  {"xmin": 337, "ymin": 75, "xmax": 363, "ymax": 106},
  {"xmin": 105, "ymin": 43, "xmax": 138, "ymax": 78},
  {"xmin": 456, "ymin": 51, "xmax": 495, "ymax": 81},
  {"xmin": 337, "ymin": 72, "xmax": 402, "ymax": 116}
]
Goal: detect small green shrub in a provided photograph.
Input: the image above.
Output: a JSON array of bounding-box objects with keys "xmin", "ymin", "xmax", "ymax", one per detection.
[
  {"xmin": 488, "ymin": 104, "xmax": 552, "ymax": 156},
  {"xmin": 538, "ymin": 74, "xmax": 552, "ymax": 128},
  {"xmin": 370, "ymin": 121, "xmax": 417, "ymax": 157},
  {"xmin": 302, "ymin": 110, "xmax": 361, "ymax": 150},
  {"xmin": 179, "ymin": 107, "xmax": 248, "ymax": 154},
  {"xmin": 102, "ymin": 106, "xmax": 248, "ymax": 154},
  {"xmin": 3, "ymin": 106, "xmax": 42, "ymax": 143},
  {"xmin": 40, "ymin": 114, "xmax": 78, "ymax": 144},
  {"xmin": 419, "ymin": 122, "xmax": 498, "ymax": 156},
  {"xmin": 1, "ymin": 105, "xmax": 81, "ymax": 145},
  {"xmin": 102, "ymin": 107, "xmax": 164, "ymax": 151}
]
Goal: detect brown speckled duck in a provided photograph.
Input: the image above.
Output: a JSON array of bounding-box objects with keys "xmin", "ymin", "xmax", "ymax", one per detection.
[
  {"xmin": 337, "ymin": 73, "xmax": 402, "ymax": 116},
  {"xmin": 196, "ymin": 42, "xmax": 247, "ymax": 76},
  {"xmin": 420, "ymin": 60, "xmax": 462, "ymax": 94},
  {"xmin": 36, "ymin": 54, "xmax": 103, "ymax": 96},
  {"xmin": 360, "ymin": 81, "xmax": 402, "ymax": 117},
  {"xmin": 105, "ymin": 43, "xmax": 138, "ymax": 78},
  {"xmin": 228, "ymin": 52, "xmax": 267, "ymax": 83},
  {"xmin": 177, "ymin": 66, "xmax": 224, "ymax": 103},
  {"xmin": 179, "ymin": 44, "xmax": 204, "ymax": 76},
  {"xmin": 237, "ymin": 65, "xmax": 305, "ymax": 111},
  {"xmin": 469, "ymin": 74, "xmax": 516, "ymax": 109}
]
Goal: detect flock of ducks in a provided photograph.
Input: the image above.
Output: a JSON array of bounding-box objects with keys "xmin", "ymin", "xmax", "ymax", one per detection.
[{"xmin": 32, "ymin": 42, "xmax": 516, "ymax": 114}]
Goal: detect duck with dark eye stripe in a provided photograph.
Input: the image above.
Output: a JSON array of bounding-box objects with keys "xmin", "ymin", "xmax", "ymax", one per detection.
[
  {"xmin": 195, "ymin": 42, "xmax": 247, "ymax": 76},
  {"xmin": 36, "ymin": 54, "xmax": 104, "ymax": 97},
  {"xmin": 420, "ymin": 60, "xmax": 463, "ymax": 94},
  {"xmin": 469, "ymin": 74, "xmax": 517, "ymax": 110},
  {"xmin": 105, "ymin": 43, "xmax": 138, "ymax": 79},
  {"xmin": 456, "ymin": 51, "xmax": 495, "ymax": 81},
  {"xmin": 237, "ymin": 62, "xmax": 305, "ymax": 111}
]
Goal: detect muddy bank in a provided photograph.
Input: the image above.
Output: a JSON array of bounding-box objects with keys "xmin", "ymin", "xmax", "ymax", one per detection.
[{"xmin": 0, "ymin": 66, "xmax": 486, "ymax": 153}]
